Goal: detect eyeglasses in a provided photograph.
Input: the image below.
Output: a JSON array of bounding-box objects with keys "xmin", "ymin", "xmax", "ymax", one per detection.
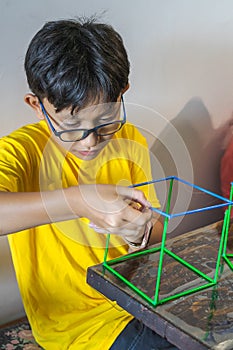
[{"xmin": 39, "ymin": 96, "xmax": 126, "ymax": 142}]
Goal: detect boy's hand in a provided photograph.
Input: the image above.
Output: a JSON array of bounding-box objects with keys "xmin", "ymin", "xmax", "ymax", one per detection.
[{"xmin": 68, "ymin": 184, "xmax": 152, "ymax": 243}]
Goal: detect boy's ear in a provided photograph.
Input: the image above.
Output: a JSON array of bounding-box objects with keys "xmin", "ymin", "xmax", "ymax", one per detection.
[
  {"xmin": 24, "ymin": 94, "xmax": 44, "ymax": 120},
  {"xmin": 122, "ymin": 83, "xmax": 130, "ymax": 95}
]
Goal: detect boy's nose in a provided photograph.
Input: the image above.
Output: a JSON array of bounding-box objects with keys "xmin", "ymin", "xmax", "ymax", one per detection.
[{"xmin": 81, "ymin": 131, "xmax": 99, "ymax": 147}]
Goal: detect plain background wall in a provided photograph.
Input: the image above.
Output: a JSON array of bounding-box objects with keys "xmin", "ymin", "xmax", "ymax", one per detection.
[{"xmin": 1, "ymin": 0, "xmax": 233, "ymax": 324}]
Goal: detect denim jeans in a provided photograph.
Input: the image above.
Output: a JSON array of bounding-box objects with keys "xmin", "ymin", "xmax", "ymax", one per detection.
[{"xmin": 109, "ymin": 319, "xmax": 178, "ymax": 350}]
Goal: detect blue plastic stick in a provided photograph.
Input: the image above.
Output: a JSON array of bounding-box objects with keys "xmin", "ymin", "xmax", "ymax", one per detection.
[{"xmin": 131, "ymin": 176, "xmax": 233, "ymax": 205}]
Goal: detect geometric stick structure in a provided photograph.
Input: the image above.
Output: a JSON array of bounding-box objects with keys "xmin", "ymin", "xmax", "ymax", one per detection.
[
  {"xmin": 222, "ymin": 181, "xmax": 233, "ymax": 269},
  {"xmin": 103, "ymin": 176, "xmax": 233, "ymax": 307}
]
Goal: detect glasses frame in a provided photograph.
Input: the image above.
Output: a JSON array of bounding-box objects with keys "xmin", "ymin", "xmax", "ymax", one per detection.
[{"xmin": 39, "ymin": 96, "xmax": 126, "ymax": 142}]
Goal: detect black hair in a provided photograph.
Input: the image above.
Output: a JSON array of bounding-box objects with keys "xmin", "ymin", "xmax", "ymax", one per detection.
[{"xmin": 24, "ymin": 17, "xmax": 130, "ymax": 112}]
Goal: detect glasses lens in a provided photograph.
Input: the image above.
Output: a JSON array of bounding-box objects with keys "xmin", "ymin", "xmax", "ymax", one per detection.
[
  {"xmin": 97, "ymin": 122, "xmax": 123, "ymax": 136},
  {"xmin": 60, "ymin": 130, "xmax": 84, "ymax": 142}
]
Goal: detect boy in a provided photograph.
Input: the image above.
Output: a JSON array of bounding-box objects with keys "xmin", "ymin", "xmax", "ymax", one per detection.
[{"xmin": 0, "ymin": 18, "xmax": 177, "ymax": 349}]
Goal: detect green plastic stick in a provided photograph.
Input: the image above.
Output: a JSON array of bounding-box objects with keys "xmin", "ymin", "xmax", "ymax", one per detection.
[
  {"xmin": 103, "ymin": 233, "xmax": 110, "ymax": 263},
  {"xmin": 222, "ymin": 208, "xmax": 230, "ymax": 257},
  {"xmin": 165, "ymin": 248, "xmax": 214, "ymax": 283},
  {"xmin": 214, "ymin": 209, "xmax": 229, "ymax": 282},
  {"xmin": 154, "ymin": 178, "xmax": 174, "ymax": 304},
  {"xmin": 224, "ymin": 183, "xmax": 233, "ymax": 268}
]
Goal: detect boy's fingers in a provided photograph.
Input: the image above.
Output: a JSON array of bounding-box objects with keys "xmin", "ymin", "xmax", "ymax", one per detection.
[
  {"xmin": 123, "ymin": 204, "xmax": 152, "ymax": 227},
  {"xmin": 117, "ymin": 186, "xmax": 151, "ymax": 208}
]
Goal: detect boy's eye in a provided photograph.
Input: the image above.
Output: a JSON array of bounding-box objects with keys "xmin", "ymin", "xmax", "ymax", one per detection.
[
  {"xmin": 63, "ymin": 114, "xmax": 117, "ymax": 129},
  {"xmin": 98, "ymin": 108, "xmax": 120, "ymax": 123},
  {"xmin": 61, "ymin": 118, "xmax": 81, "ymax": 128},
  {"xmin": 98, "ymin": 115, "xmax": 117, "ymax": 123}
]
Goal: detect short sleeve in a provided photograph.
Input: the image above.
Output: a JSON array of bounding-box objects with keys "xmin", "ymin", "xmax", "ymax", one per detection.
[{"xmin": 0, "ymin": 138, "xmax": 31, "ymax": 192}]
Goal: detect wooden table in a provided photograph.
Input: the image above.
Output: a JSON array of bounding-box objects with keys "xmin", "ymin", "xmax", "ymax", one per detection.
[{"xmin": 87, "ymin": 221, "xmax": 233, "ymax": 350}]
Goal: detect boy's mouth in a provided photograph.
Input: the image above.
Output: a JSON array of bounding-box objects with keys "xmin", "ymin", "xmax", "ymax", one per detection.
[{"xmin": 77, "ymin": 149, "xmax": 100, "ymax": 158}]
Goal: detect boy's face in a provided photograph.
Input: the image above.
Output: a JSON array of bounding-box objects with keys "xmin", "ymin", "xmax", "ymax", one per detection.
[{"xmin": 28, "ymin": 95, "xmax": 124, "ymax": 160}]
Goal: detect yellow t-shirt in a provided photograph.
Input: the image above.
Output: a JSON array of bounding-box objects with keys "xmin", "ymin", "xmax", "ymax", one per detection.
[{"xmin": 1, "ymin": 120, "xmax": 160, "ymax": 349}]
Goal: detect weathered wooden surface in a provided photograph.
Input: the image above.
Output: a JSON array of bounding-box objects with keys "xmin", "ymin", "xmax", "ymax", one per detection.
[{"xmin": 87, "ymin": 222, "xmax": 233, "ymax": 350}]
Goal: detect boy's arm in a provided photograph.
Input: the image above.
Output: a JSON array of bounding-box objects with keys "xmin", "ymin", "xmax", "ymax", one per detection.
[
  {"xmin": 0, "ymin": 184, "xmax": 152, "ymax": 238},
  {"xmin": 149, "ymin": 214, "xmax": 163, "ymax": 245},
  {"xmin": 126, "ymin": 212, "xmax": 163, "ymax": 252}
]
